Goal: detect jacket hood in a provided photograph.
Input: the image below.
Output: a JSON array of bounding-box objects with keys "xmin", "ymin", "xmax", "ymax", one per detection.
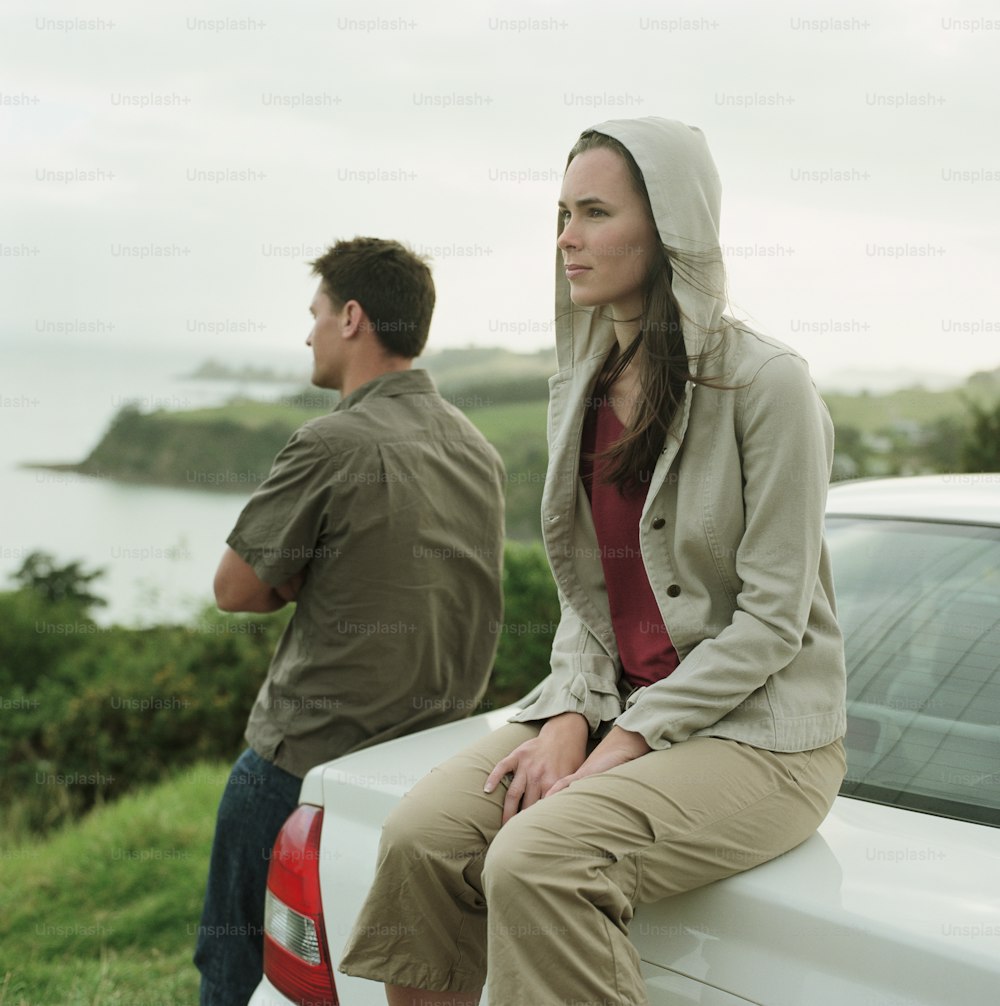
[{"xmin": 555, "ymin": 116, "xmax": 726, "ymax": 375}]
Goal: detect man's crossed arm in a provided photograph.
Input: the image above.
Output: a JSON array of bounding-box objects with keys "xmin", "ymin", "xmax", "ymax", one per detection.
[{"xmin": 214, "ymin": 547, "xmax": 305, "ymax": 613}]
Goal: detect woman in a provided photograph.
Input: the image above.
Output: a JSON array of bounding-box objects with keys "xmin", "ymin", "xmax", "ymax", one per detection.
[{"xmin": 339, "ymin": 116, "xmax": 847, "ymax": 1006}]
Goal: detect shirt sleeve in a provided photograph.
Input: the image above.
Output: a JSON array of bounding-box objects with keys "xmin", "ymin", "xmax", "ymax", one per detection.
[
  {"xmin": 226, "ymin": 425, "xmax": 336, "ymax": 586},
  {"xmin": 508, "ymin": 588, "xmax": 623, "ymax": 733}
]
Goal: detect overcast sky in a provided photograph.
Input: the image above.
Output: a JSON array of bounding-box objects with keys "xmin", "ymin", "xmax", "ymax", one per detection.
[{"xmin": 3, "ymin": 0, "xmax": 999, "ymax": 389}]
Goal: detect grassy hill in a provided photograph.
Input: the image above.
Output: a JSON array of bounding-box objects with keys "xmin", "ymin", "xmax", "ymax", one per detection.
[
  {"xmin": 823, "ymin": 378, "xmax": 998, "ymax": 435},
  {"xmin": 421, "ymin": 345, "xmax": 555, "ymax": 386},
  {"xmin": 0, "ymin": 762, "xmax": 225, "ymax": 1005}
]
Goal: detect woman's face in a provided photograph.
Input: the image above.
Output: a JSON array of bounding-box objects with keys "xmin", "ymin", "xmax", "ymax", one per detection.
[{"xmin": 557, "ymin": 147, "xmax": 660, "ymax": 320}]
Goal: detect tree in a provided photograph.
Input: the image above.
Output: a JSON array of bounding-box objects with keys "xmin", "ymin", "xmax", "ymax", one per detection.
[
  {"xmin": 917, "ymin": 414, "xmax": 967, "ymax": 473},
  {"xmin": 11, "ymin": 551, "xmax": 107, "ymax": 608},
  {"xmin": 831, "ymin": 424, "xmax": 869, "ymax": 480},
  {"xmin": 959, "ymin": 396, "xmax": 1000, "ymax": 472}
]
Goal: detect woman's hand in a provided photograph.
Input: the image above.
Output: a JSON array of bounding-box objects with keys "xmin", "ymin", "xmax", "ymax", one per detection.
[
  {"xmin": 484, "ymin": 712, "xmax": 589, "ymax": 825},
  {"xmin": 544, "ymin": 725, "xmax": 651, "ymax": 797}
]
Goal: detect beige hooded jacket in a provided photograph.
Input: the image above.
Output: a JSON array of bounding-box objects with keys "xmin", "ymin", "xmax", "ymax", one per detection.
[{"xmin": 510, "ymin": 117, "xmax": 847, "ymax": 752}]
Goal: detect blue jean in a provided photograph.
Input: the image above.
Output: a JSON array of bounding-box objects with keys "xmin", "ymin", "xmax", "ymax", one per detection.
[{"xmin": 194, "ymin": 747, "xmax": 303, "ymax": 1006}]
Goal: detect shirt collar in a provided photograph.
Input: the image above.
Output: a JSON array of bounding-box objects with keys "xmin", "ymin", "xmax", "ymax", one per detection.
[{"xmin": 334, "ymin": 367, "xmax": 435, "ymax": 412}]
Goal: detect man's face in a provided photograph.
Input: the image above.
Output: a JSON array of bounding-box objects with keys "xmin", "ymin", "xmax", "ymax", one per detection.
[{"xmin": 306, "ymin": 283, "xmax": 347, "ymax": 390}]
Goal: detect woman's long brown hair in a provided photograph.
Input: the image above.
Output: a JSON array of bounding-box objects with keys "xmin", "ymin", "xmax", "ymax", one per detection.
[{"xmin": 567, "ymin": 131, "xmax": 723, "ymax": 493}]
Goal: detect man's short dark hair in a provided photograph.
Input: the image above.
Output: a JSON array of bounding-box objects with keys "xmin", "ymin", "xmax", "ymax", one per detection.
[{"xmin": 308, "ymin": 237, "xmax": 435, "ymax": 358}]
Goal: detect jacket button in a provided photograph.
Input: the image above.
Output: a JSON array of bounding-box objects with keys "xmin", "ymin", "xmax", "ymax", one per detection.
[
  {"xmin": 651, "ymin": 517, "xmax": 665, "ymax": 529},
  {"xmin": 667, "ymin": 584, "xmax": 681, "ymax": 597}
]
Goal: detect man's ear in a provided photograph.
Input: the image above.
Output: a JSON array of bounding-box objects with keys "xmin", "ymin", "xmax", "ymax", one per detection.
[{"xmin": 340, "ymin": 299, "xmax": 368, "ymax": 339}]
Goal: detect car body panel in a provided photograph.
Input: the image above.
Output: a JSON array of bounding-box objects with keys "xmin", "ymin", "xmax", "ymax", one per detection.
[
  {"xmin": 824, "ymin": 474, "xmax": 1000, "ymax": 526},
  {"xmin": 631, "ymin": 799, "xmax": 1000, "ymax": 1005},
  {"xmin": 247, "ymin": 975, "xmax": 292, "ymax": 1006},
  {"xmin": 638, "ymin": 961, "xmax": 758, "ymax": 1004}
]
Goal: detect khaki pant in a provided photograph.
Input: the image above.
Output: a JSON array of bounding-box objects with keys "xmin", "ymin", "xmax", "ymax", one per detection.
[{"xmin": 339, "ymin": 723, "xmax": 846, "ymax": 1006}]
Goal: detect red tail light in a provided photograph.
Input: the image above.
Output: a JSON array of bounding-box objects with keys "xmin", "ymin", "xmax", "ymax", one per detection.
[{"xmin": 263, "ymin": 805, "xmax": 339, "ymax": 1005}]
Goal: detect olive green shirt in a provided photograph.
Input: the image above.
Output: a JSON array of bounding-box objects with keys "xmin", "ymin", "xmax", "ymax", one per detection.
[{"xmin": 230, "ymin": 369, "xmax": 505, "ymax": 777}]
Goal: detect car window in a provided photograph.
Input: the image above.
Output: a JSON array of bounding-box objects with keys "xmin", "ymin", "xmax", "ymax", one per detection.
[{"xmin": 826, "ymin": 516, "xmax": 1000, "ymax": 827}]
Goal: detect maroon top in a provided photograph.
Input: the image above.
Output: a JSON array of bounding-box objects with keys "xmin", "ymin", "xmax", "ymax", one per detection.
[{"xmin": 580, "ymin": 396, "xmax": 680, "ymax": 690}]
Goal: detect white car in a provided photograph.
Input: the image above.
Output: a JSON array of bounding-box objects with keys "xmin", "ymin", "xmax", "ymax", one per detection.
[{"xmin": 249, "ymin": 474, "xmax": 1000, "ymax": 1006}]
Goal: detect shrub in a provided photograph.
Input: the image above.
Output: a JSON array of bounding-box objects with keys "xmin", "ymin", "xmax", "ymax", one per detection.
[
  {"xmin": 0, "ymin": 595, "xmax": 289, "ymax": 836},
  {"xmin": 487, "ymin": 541, "xmax": 559, "ymax": 706}
]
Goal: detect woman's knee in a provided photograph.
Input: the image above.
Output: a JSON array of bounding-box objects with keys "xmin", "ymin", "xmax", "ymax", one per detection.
[
  {"xmin": 481, "ymin": 812, "xmax": 565, "ymax": 901},
  {"xmin": 376, "ymin": 797, "xmax": 427, "ymax": 863},
  {"xmin": 378, "ymin": 781, "xmax": 460, "ymax": 861},
  {"xmin": 379, "ymin": 780, "xmax": 495, "ymax": 885},
  {"xmin": 481, "ymin": 821, "xmax": 518, "ymax": 895}
]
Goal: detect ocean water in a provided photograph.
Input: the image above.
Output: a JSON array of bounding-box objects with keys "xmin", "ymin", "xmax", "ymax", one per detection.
[{"xmin": 1, "ymin": 339, "xmax": 307, "ymax": 626}]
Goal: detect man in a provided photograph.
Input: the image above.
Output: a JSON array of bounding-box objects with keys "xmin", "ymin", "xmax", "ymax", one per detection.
[{"xmin": 194, "ymin": 237, "xmax": 506, "ymax": 1006}]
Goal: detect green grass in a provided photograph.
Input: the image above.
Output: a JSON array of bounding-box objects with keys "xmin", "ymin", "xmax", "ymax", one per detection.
[
  {"xmin": 0, "ymin": 762, "xmax": 231, "ymax": 1006},
  {"xmin": 164, "ymin": 392, "xmax": 550, "ymax": 441},
  {"xmin": 823, "ymin": 383, "xmax": 996, "ymax": 435},
  {"xmin": 162, "ymin": 394, "xmax": 331, "ymax": 430},
  {"xmin": 465, "ymin": 400, "xmax": 548, "ymax": 446}
]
